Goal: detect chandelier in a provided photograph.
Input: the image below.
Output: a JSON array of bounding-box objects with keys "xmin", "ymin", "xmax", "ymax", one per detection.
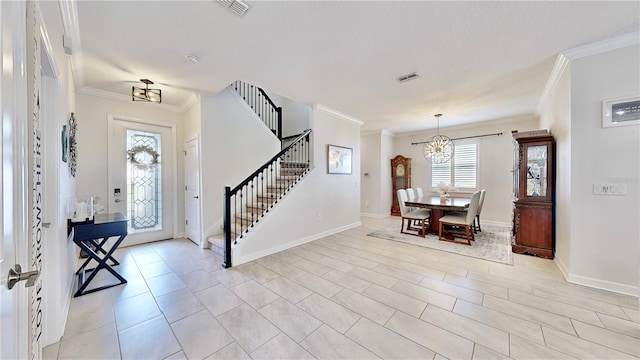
[
  {"xmin": 132, "ymin": 79, "xmax": 162, "ymax": 103},
  {"xmin": 422, "ymin": 113, "xmax": 454, "ymax": 164}
]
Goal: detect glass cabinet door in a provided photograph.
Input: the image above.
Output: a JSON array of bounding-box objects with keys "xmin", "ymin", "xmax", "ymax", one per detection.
[
  {"xmin": 519, "ymin": 140, "xmax": 552, "ymax": 202},
  {"xmin": 526, "ymin": 144, "xmax": 547, "ymax": 197}
]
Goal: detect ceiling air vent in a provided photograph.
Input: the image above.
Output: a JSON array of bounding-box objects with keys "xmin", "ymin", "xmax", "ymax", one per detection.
[
  {"xmin": 218, "ymin": 0, "xmax": 250, "ymax": 17},
  {"xmin": 397, "ymin": 72, "xmax": 419, "ymax": 83}
]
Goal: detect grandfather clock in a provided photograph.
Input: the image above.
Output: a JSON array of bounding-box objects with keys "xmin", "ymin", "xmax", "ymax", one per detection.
[{"xmin": 390, "ymin": 155, "xmax": 411, "ymax": 216}]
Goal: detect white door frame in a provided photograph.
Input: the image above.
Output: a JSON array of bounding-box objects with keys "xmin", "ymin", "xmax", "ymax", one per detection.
[
  {"xmin": 1, "ymin": 1, "xmax": 30, "ymax": 359},
  {"xmin": 107, "ymin": 114, "xmax": 179, "ymax": 241},
  {"xmin": 185, "ymin": 136, "xmax": 203, "ymax": 247}
]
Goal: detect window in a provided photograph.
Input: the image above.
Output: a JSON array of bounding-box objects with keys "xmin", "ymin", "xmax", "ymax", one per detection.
[{"xmin": 431, "ymin": 141, "xmax": 478, "ymax": 191}]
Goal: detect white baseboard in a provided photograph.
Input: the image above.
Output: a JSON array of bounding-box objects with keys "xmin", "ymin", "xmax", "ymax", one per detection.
[
  {"xmin": 232, "ymin": 221, "xmax": 362, "ymax": 266},
  {"xmin": 174, "ymin": 232, "xmax": 186, "ymax": 239},
  {"xmin": 360, "ymin": 212, "xmax": 389, "ymax": 219},
  {"xmin": 555, "ymin": 255, "xmax": 638, "ymax": 297}
]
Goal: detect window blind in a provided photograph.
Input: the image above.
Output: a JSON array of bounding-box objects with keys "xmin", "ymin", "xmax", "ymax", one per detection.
[{"xmin": 431, "ymin": 142, "xmax": 477, "ymax": 190}]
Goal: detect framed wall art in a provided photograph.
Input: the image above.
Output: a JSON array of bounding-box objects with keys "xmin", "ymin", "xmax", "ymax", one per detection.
[
  {"xmin": 602, "ymin": 95, "xmax": 640, "ymax": 128},
  {"xmin": 327, "ymin": 144, "xmax": 352, "ymax": 175}
]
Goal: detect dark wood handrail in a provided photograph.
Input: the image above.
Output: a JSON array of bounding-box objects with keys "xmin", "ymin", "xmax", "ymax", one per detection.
[
  {"xmin": 231, "ymin": 129, "xmax": 311, "ymax": 194},
  {"xmin": 222, "ymin": 128, "xmax": 312, "ymax": 268},
  {"xmin": 231, "ymin": 80, "xmax": 283, "ymax": 141}
]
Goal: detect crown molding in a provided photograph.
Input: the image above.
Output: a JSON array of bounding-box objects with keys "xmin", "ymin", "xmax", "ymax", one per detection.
[
  {"xmin": 59, "ymin": 0, "xmax": 84, "ymax": 88},
  {"xmin": 562, "ymin": 32, "xmax": 640, "ymax": 60},
  {"xmin": 536, "ymin": 32, "xmax": 640, "ymax": 115},
  {"xmin": 536, "ymin": 54, "xmax": 570, "ymax": 115},
  {"xmin": 315, "ymin": 104, "xmax": 364, "ymax": 126},
  {"xmin": 179, "ymin": 92, "xmax": 201, "ymax": 113},
  {"xmin": 79, "ymin": 87, "xmax": 184, "ymax": 113}
]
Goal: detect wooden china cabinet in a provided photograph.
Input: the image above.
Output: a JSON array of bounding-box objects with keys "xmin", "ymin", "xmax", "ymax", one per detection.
[
  {"xmin": 512, "ymin": 131, "xmax": 555, "ymax": 258},
  {"xmin": 390, "ymin": 155, "xmax": 411, "ymax": 216}
]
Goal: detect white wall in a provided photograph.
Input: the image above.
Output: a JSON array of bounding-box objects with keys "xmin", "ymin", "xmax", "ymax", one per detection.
[
  {"xmin": 75, "ymin": 93, "xmax": 185, "ymax": 236},
  {"xmin": 183, "ymin": 96, "xmax": 201, "ymax": 143},
  {"xmin": 361, "ymin": 132, "xmax": 383, "ymax": 215},
  {"xmin": 282, "ymin": 97, "xmax": 311, "ymax": 137},
  {"xmin": 569, "ymin": 45, "xmax": 639, "ymax": 295},
  {"xmin": 199, "ymin": 88, "xmax": 281, "ymax": 235},
  {"xmin": 233, "ymin": 105, "xmax": 362, "ymax": 264},
  {"xmin": 386, "ymin": 115, "xmax": 538, "ymax": 225},
  {"xmin": 539, "ymin": 61, "xmax": 573, "ymax": 279}
]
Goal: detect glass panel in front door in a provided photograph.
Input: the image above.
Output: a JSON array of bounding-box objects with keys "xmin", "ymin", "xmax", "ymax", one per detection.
[{"xmin": 126, "ymin": 130, "xmax": 162, "ymax": 233}]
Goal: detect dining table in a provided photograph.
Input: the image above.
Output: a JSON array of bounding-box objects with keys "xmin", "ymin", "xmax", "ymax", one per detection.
[{"xmin": 405, "ymin": 196, "xmax": 470, "ymax": 235}]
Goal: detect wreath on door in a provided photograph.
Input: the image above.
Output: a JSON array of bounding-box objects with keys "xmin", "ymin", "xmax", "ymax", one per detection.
[{"xmin": 127, "ymin": 145, "xmax": 160, "ymax": 170}]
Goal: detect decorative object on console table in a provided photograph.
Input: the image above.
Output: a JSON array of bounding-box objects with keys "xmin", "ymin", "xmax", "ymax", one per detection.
[
  {"xmin": 512, "ymin": 130, "xmax": 555, "ymax": 259},
  {"xmin": 390, "ymin": 155, "xmax": 411, "ymax": 216}
]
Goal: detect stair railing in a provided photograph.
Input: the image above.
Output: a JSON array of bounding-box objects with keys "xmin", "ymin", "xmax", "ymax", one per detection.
[
  {"xmin": 222, "ymin": 129, "xmax": 312, "ymax": 268},
  {"xmin": 230, "ymin": 80, "xmax": 282, "ymax": 140}
]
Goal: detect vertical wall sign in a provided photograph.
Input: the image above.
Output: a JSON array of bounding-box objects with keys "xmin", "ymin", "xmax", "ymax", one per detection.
[
  {"xmin": 68, "ymin": 112, "xmax": 77, "ymax": 177},
  {"xmin": 27, "ymin": 2, "xmax": 43, "ymax": 359}
]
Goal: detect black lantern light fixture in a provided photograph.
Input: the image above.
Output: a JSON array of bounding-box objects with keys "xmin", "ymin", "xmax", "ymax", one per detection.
[{"xmin": 132, "ymin": 79, "xmax": 162, "ymax": 103}]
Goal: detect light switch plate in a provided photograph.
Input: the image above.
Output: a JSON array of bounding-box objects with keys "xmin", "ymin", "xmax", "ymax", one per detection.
[{"xmin": 593, "ymin": 183, "xmax": 627, "ymax": 195}]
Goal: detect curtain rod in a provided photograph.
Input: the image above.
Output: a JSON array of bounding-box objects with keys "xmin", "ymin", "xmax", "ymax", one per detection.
[{"xmin": 411, "ymin": 132, "xmax": 503, "ymax": 145}]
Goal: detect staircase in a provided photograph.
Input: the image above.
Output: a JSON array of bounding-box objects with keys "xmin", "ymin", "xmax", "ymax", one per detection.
[{"xmin": 207, "ymin": 81, "xmax": 312, "ymax": 267}]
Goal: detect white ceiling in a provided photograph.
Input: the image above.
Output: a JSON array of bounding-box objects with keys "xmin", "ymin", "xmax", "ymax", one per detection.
[{"xmin": 63, "ymin": 1, "xmax": 639, "ymax": 133}]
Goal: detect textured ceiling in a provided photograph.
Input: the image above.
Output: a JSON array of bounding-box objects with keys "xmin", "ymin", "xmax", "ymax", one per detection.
[{"xmin": 59, "ymin": 1, "xmax": 640, "ymax": 133}]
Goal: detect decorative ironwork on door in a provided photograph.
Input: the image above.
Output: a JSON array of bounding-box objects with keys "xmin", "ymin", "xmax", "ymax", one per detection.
[{"xmin": 126, "ymin": 130, "xmax": 162, "ymax": 232}]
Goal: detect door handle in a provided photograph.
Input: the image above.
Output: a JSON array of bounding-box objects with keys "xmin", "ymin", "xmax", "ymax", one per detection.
[
  {"xmin": 7, "ymin": 264, "xmax": 40, "ymax": 290},
  {"xmin": 193, "ymin": 196, "xmax": 199, "ymax": 199}
]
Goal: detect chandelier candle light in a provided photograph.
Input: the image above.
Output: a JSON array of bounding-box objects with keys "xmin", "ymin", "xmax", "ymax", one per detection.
[{"xmin": 423, "ymin": 113, "xmax": 454, "ymax": 164}]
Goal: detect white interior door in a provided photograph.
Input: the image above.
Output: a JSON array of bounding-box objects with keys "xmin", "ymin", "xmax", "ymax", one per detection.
[
  {"xmin": 108, "ymin": 117, "xmax": 174, "ymax": 247},
  {"xmin": 185, "ymin": 138, "xmax": 201, "ymax": 245},
  {"xmin": 1, "ymin": 1, "xmax": 29, "ymax": 358}
]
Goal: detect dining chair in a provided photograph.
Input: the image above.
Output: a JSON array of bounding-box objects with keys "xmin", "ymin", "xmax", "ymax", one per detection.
[
  {"xmin": 405, "ymin": 188, "xmax": 418, "ymax": 214},
  {"xmin": 438, "ymin": 190, "xmax": 481, "ymax": 245},
  {"xmin": 415, "ymin": 187, "xmax": 424, "ymax": 198},
  {"xmin": 397, "ymin": 189, "xmax": 431, "ymax": 237},
  {"xmin": 474, "ymin": 189, "xmax": 486, "ymax": 233}
]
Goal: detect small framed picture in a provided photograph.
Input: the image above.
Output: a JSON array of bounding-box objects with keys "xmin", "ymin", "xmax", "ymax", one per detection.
[
  {"xmin": 327, "ymin": 144, "xmax": 352, "ymax": 175},
  {"xmin": 602, "ymin": 96, "xmax": 640, "ymax": 128}
]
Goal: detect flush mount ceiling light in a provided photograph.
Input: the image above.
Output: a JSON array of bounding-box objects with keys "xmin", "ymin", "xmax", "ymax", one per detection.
[
  {"xmin": 423, "ymin": 114, "xmax": 454, "ymax": 164},
  {"xmin": 132, "ymin": 79, "xmax": 161, "ymax": 103}
]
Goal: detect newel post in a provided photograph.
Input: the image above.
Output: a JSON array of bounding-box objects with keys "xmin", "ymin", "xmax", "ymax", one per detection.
[{"xmin": 222, "ymin": 186, "xmax": 232, "ymax": 268}]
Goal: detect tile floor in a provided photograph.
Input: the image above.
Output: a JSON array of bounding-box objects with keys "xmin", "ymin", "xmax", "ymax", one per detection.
[{"xmin": 44, "ymin": 216, "xmax": 639, "ymax": 359}]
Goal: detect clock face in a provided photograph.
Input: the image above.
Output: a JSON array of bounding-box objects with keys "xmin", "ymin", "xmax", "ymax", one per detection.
[{"xmin": 396, "ymin": 164, "xmax": 405, "ymax": 176}]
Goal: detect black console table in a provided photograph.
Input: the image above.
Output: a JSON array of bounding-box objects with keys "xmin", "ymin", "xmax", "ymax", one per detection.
[{"xmin": 69, "ymin": 212, "xmax": 128, "ymax": 297}]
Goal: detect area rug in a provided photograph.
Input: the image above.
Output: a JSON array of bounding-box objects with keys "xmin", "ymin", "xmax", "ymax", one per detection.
[{"xmin": 367, "ymin": 225, "xmax": 513, "ymax": 265}]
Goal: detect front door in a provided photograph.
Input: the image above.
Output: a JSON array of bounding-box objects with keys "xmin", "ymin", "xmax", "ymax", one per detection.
[
  {"xmin": 108, "ymin": 117, "xmax": 175, "ymax": 247},
  {"xmin": 185, "ymin": 137, "xmax": 201, "ymax": 245},
  {"xmin": 1, "ymin": 1, "xmax": 30, "ymax": 358}
]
